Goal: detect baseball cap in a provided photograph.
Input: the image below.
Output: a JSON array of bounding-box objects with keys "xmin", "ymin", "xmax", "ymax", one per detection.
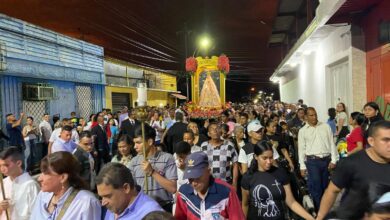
[
  {"xmin": 247, "ymin": 121, "xmax": 263, "ymax": 133},
  {"xmin": 183, "ymin": 152, "xmax": 209, "ymax": 179}
]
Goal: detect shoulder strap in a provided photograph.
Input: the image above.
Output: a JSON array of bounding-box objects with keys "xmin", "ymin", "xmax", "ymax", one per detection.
[{"xmin": 56, "ymin": 189, "xmax": 80, "ymax": 220}]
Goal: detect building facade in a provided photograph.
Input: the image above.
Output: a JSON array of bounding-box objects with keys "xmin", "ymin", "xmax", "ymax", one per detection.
[
  {"xmin": 104, "ymin": 58, "xmax": 178, "ymax": 112},
  {"xmin": 272, "ymin": 0, "xmax": 390, "ymax": 121},
  {"xmin": 0, "ymin": 13, "xmax": 105, "ymax": 128}
]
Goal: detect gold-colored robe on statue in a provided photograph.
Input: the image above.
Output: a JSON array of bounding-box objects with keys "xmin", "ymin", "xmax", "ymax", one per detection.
[{"xmin": 199, "ymin": 72, "xmax": 221, "ymax": 108}]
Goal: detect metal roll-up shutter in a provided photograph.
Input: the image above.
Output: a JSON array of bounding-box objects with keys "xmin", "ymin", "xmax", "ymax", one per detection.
[{"xmin": 112, "ymin": 92, "xmax": 131, "ymax": 113}]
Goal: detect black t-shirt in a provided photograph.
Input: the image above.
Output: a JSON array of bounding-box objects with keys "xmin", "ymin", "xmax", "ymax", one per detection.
[
  {"xmin": 331, "ymin": 150, "xmax": 390, "ymax": 195},
  {"xmin": 242, "ymin": 142, "xmax": 256, "ymax": 155},
  {"xmin": 6, "ymin": 123, "xmax": 23, "ymax": 146},
  {"xmin": 264, "ymin": 134, "xmax": 288, "ymax": 157},
  {"xmin": 242, "ymin": 166, "xmax": 290, "ymax": 220}
]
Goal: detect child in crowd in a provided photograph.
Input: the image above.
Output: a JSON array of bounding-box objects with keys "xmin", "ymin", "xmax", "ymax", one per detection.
[
  {"xmin": 108, "ymin": 118, "xmax": 118, "ymax": 156},
  {"xmin": 182, "ymin": 131, "xmax": 202, "ymax": 153}
]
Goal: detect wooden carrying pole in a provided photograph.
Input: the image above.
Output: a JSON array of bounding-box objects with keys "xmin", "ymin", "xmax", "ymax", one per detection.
[
  {"xmin": 141, "ymin": 121, "xmax": 149, "ymax": 193},
  {"xmin": 0, "ymin": 173, "xmax": 10, "ymax": 220}
]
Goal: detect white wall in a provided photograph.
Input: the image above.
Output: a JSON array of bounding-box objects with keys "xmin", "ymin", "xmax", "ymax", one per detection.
[
  {"xmin": 280, "ymin": 25, "xmax": 352, "ymax": 122},
  {"xmin": 279, "ymin": 78, "xmax": 299, "ymax": 103}
]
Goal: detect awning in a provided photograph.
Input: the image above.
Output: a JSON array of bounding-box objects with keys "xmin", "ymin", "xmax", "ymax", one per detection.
[{"xmin": 170, "ymin": 93, "xmax": 187, "ymax": 100}]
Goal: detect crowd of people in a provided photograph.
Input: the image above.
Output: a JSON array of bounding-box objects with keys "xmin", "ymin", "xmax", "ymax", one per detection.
[{"xmin": 0, "ymin": 99, "xmax": 388, "ymax": 220}]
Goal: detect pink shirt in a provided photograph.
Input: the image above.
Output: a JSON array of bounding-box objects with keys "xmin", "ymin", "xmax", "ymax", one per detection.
[
  {"xmin": 226, "ymin": 121, "xmax": 235, "ymax": 134},
  {"xmin": 346, "ymin": 126, "xmax": 364, "ymax": 152}
]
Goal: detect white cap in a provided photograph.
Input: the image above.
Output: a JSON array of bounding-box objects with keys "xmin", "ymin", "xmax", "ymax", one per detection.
[{"xmin": 247, "ymin": 121, "xmax": 263, "ymax": 133}]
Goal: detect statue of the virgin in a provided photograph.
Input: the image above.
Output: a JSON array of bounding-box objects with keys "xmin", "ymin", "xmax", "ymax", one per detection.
[{"xmin": 199, "ymin": 71, "xmax": 221, "ymax": 108}]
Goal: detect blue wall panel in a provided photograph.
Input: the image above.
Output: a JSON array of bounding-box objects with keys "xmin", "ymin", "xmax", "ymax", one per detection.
[
  {"xmin": 0, "ymin": 13, "xmax": 106, "ymax": 126},
  {"xmin": 92, "ymin": 84, "xmax": 105, "ymax": 112},
  {"xmin": 0, "ymin": 13, "xmax": 105, "ymax": 84},
  {"xmin": 48, "ymin": 81, "xmax": 77, "ymax": 119},
  {"xmin": 0, "ymin": 75, "xmax": 21, "ymax": 128},
  {"xmin": 0, "ymin": 75, "xmax": 21, "ymax": 115}
]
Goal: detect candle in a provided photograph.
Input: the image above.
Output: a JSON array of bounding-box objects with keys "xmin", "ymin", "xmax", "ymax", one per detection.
[{"xmin": 137, "ymin": 83, "xmax": 147, "ymax": 106}]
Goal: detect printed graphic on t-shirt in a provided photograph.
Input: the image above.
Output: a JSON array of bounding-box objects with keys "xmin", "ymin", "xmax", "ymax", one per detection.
[{"xmin": 252, "ymin": 180, "xmax": 282, "ymax": 217}]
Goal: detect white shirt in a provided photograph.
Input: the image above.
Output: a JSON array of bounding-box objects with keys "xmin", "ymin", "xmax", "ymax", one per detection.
[
  {"xmin": 237, "ymin": 140, "xmax": 245, "ymax": 148},
  {"xmin": 0, "ymin": 177, "xmax": 12, "ymax": 220},
  {"xmin": 238, "ymin": 145, "xmax": 279, "ymax": 167},
  {"xmin": 173, "ymin": 145, "xmax": 201, "ymax": 190},
  {"xmin": 298, "ymin": 122, "xmax": 339, "ymax": 170},
  {"xmin": 49, "ymin": 128, "xmax": 79, "ymax": 144},
  {"xmin": 238, "ymin": 148, "xmax": 252, "ymax": 166},
  {"xmin": 0, "ymin": 173, "xmax": 40, "ymax": 220},
  {"xmin": 39, "ymin": 120, "xmax": 52, "ymax": 143},
  {"xmin": 336, "ymin": 112, "xmax": 348, "ymax": 126},
  {"xmin": 150, "ymin": 120, "xmax": 165, "ymax": 142}
]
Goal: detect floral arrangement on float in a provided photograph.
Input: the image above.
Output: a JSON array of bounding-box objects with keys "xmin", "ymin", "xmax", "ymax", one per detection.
[
  {"xmin": 217, "ymin": 54, "xmax": 230, "ymax": 75},
  {"xmin": 185, "ymin": 101, "xmax": 224, "ymax": 119},
  {"xmin": 185, "ymin": 57, "xmax": 198, "ymax": 73},
  {"xmin": 184, "ymin": 54, "xmax": 230, "ymax": 119}
]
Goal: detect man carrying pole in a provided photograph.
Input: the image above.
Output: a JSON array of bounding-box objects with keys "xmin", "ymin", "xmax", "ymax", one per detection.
[
  {"xmin": 129, "ymin": 124, "xmax": 177, "ymax": 213},
  {"xmin": 0, "ymin": 147, "xmax": 40, "ymax": 220}
]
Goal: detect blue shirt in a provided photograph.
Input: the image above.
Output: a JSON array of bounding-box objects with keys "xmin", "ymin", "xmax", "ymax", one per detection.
[
  {"xmin": 104, "ymin": 190, "xmax": 163, "ymax": 220},
  {"xmin": 327, "ymin": 118, "xmax": 337, "ymax": 135},
  {"xmin": 29, "ymin": 187, "xmax": 101, "ymax": 220},
  {"xmin": 6, "ymin": 123, "xmax": 23, "ymax": 146},
  {"xmin": 52, "ymin": 138, "xmax": 77, "ymax": 153},
  {"xmin": 109, "ymin": 126, "xmax": 118, "ymax": 144}
]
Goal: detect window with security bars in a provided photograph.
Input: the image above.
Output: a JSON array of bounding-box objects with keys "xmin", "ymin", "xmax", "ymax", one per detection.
[
  {"xmin": 76, "ymin": 85, "xmax": 94, "ymax": 120},
  {"xmin": 22, "ymin": 101, "xmax": 46, "ymax": 126}
]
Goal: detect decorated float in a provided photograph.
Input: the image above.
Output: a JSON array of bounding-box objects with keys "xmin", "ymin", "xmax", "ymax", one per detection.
[{"xmin": 185, "ymin": 54, "xmax": 230, "ymax": 119}]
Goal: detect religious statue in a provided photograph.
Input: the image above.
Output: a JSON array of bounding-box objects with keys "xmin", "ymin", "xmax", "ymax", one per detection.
[{"xmin": 199, "ymin": 71, "xmax": 221, "ymax": 108}]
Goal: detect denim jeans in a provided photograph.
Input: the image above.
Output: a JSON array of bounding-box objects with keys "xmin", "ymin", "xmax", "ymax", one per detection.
[
  {"xmin": 24, "ymin": 139, "xmax": 36, "ymax": 171},
  {"xmin": 305, "ymin": 157, "xmax": 330, "ymax": 211}
]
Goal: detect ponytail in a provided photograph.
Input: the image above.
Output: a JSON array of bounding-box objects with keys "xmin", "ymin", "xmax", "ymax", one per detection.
[{"xmin": 248, "ymin": 154, "xmax": 259, "ymax": 175}]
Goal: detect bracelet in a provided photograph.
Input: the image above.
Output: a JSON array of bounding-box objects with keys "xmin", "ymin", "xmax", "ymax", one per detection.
[{"xmin": 149, "ymin": 169, "xmax": 155, "ymax": 176}]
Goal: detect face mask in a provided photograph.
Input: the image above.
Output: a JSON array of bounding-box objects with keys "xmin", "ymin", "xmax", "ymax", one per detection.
[{"xmin": 286, "ymin": 109, "xmax": 291, "ymax": 113}]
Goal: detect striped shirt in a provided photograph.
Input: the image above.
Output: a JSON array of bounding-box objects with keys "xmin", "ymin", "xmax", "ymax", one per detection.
[{"xmin": 129, "ymin": 150, "xmax": 177, "ymax": 206}]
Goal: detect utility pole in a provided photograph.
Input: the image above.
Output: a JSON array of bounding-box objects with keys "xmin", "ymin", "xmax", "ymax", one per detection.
[{"xmin": 177, "ymin": 23, "xmax": 192, "ymax": 101}]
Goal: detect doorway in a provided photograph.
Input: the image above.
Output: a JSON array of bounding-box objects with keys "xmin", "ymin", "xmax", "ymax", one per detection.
[{"xmin": 327, "ymin": 59, "xmax": 351, "ymax": 111}]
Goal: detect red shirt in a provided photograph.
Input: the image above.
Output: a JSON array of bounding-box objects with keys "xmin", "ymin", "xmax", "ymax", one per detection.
[{"xmin": 346, "ymin": 126, "xmax": 363, "ymax": 152}]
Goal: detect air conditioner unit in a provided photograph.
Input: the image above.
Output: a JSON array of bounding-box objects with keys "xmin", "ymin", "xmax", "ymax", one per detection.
[{"xmin": 22, "ymin": 84, "xmax": 55, "ymax": 100}]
